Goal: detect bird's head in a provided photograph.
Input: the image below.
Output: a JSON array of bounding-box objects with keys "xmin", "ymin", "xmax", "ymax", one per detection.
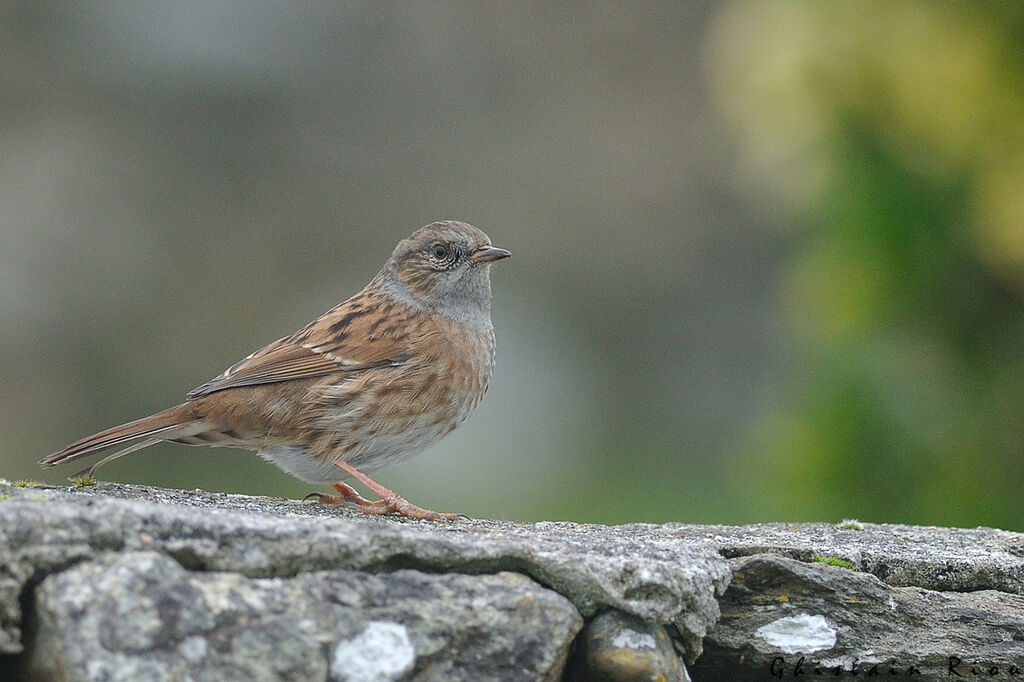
[{"xmin": 382, "ymin": 221, "xmax": 510, "ymax": 326}]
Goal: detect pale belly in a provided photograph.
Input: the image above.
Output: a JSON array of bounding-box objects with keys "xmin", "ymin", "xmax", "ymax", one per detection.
[
  {"xmin": 253, "ymin": 321, "xmax": 494, "ymax": 485},
  {"xmin": 256, "ymin": 408, "xmax": 468, "ymax": 483}
]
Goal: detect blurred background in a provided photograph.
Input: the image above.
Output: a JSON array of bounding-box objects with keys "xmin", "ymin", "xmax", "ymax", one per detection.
[{"xmin": 3, "ymin": 2, "xmax": 1023, "ymax": 528}]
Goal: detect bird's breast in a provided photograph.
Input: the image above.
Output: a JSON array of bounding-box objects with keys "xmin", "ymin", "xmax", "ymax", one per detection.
[{"xmin": 287, "ymin": 318, "xmax": 496, "ymax": 478}]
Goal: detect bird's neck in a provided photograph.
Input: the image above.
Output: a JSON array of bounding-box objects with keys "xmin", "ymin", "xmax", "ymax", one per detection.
[{"xmin": 371, "ymin": 267, "xmax": 493, "ymax": 330}]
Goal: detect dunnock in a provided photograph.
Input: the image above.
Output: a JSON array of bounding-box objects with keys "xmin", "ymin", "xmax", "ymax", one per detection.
[{"xmin": 40, "ymin": 220, "xmax": 510, "ymax": 520}]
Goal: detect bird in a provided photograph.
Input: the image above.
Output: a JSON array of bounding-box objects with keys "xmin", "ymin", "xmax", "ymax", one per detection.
[{"xmin": 40, "ymin": 220, "xmax": 510, "ymax": 520}]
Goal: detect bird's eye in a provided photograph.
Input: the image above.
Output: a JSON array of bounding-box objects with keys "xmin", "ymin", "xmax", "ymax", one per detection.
[{"xmin": 431, "ymin": 243, "xmax": 450, "ymax": 260}]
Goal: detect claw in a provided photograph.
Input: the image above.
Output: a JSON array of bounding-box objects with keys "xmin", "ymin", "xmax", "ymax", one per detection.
[
  {"xmin": 331, "ymin": 460, "xmax": 465, "ymax": 520},
  {"xmin": 302, "ymin": 462, "xmax": 465, "ymax": 520},
  {"xmin": 295, "ymin": 462, "xmax": 468, "ymax": 521}
]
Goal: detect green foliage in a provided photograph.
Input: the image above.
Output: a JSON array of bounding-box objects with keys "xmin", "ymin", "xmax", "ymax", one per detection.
[
  {"xmin": 713, "ymin": 1, "xmax": 1024, "ymax": 530},
  {"xmin": 813, "ymin": 555, "xmax": 856, "ymax": 570}
]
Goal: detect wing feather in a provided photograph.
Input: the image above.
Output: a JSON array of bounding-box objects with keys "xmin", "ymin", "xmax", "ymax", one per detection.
[{"xmin": 186, "ymin": 296, "xmax": 416, "ymax": 400}]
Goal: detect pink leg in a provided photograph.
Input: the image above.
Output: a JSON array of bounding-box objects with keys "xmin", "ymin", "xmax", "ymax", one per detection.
[
  {"xmin": 302, "ymin": 480, "xmax": 378, "ymax": 507},
  {"xmin": 305, "ymin": 461, "xmax": 465, "ymax": 521}
]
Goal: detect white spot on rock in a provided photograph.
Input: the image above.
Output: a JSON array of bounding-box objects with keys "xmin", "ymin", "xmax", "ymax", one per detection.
[
  {"xmin": 755, "ymin": 614, "xmax": 837, "ymax": 654},
  {"xmin": 611, "ymin": 628, "xmax": 658, "ymax": 650},
  {"xmin": 818, "ymin": 655, "xmax": 855, "ymax": 670},
  {"xmin": 330, "ymin": 621, "xmax": 416, "ymax": 682},
  {"xmin": 179, "ymin": 636, "xmax": 207, "ymax": 663}
]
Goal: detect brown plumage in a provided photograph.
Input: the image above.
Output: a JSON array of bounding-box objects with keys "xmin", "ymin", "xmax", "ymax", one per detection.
[{"xmin": 40, "ymin": 220, "xmax": 510, "ymax": 520}]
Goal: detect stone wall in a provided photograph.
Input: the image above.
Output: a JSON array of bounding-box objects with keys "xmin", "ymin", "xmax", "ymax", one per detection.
[{"xmin": 1, "ymin": 482, "xmax": 1022, "ymax": 681}]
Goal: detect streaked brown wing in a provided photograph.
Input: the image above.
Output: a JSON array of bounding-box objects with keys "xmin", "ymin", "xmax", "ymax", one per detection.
[{"xmin": 186, "ymin": 296, "xmax": 415, "ymax": 400}]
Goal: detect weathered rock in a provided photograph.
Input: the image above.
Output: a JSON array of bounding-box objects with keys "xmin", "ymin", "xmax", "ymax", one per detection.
[
  {"xmin": 668, "ymin": 521, "xmax": 1024, "ymax": 594},
  {"xmin": 688, "ymin": 553, "xmax": 1024, "ymax": 681},
  {"xmin": 566, "ymin": 610, "xmax": 689, "ymax": 682},
  {"xmin": 26, "ymin": 551, "xmax": 580, "ymax": 682},
  {"xmin": 4, "ymin": 482, "xmax": 1024, "ymax": 680},
  {"xmin": 0, "ymin": 482, "xmax": 729, "ymax": 666}
]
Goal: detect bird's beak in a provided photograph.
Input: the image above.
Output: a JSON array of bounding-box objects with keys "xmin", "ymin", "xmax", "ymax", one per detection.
[{"xmin": 470, "ymin": 245, "xmax": 511, "ymax": 263}]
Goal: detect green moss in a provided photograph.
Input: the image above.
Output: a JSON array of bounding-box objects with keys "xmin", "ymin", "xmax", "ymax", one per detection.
[
  {"xmin": 12, "ymin": 480, "xmax": 39, "ymax": 488},
  {"xmin": 73, "ymin": 476, "xmax": 97, "ymax": 487},
  {"xmin": 813, "ymin": 555, "xmax": 856, "ymax": 570},
  {"xmin": 837, "ymin": 519, "xmax": 864, "ymax": 530}
]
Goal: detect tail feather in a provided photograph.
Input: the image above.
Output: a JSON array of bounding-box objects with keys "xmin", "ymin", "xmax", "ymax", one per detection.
[
  {"xmin": 40, "ymin": 405, "xmax": 196, "ymax": 470},
  {"xmin": 69, "ymin": 438, "xmax": 163, "ymax": 481}
]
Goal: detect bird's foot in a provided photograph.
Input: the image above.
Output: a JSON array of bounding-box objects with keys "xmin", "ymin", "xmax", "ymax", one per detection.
[{"xmin": 303, "ymin": 464, "xmax": 468, "ymax": 521}]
